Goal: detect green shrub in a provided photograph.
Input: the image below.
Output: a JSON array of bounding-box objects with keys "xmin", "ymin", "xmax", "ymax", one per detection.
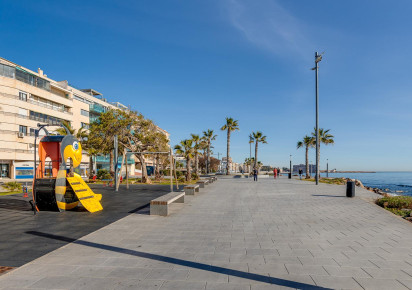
[
  {"xmin": 97, "ymin": 169, "xmax": 112, "ymax": 180},
  {"xmin": 191, "ymin": 172, "xmax": 199, "ymax": 180},
  {"xmin": 4, "ymin": 182, "xmax": 22, "ymax": 191},
  {"xmin": 178, "ymin": 176, "xmax": 185, "ymax": 183},
  {"xmin": 376, "ymin": 196, "xmax": 412, "ymax": 209},
  {"xmin": 176, "ymin": 171, "xmax": 184, "ymax": 177},
  {"xmin": 386, "ymin": 208, "xmax": 411, "ymax": 217}
]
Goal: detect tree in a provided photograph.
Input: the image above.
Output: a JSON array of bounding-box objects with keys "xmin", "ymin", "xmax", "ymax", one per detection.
[
  {"xmin": 311, "ymin": 128, "xmax": 334, "ymax": 179},
  {"xmin": 297, "ymin": 135, "xmax": 315, "ymax": 179},
  {"xmin": 202, "ymin": 129, "xmax": 217, "ymax": 174},
  {"xmin": 190, "ymin": 134, "xmax": 202, "ymax": 176},
  {"xmin": 251, "ymin": 131, "xmax": 267, "ymax": 171},
  {"xmin": 88, "ymin": 110, "xmax": 122, "ymax": 176},
  {"xmin": 120, "ymin": 112, "xmax": 167, "ymax": 184},
  {"xmin": 199, "ymin": 156, "xmax": 220, "ymax": 173},
  {"xmin": 174, "ymin": 139, "xmax": 194, "ymax": 181},
  {"xmin": 220, "ymin": 117, "xmax": 239, "ymax": 175}
]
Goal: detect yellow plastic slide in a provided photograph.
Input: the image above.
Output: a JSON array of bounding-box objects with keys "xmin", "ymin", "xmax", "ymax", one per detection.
[{"xmin": 66, "ymin": 173, "xmax": 103, "ymax": 213}]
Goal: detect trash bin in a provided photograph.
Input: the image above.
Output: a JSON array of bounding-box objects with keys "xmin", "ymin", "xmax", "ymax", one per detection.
[
  {"xmin": 346, "ymin": 181, "xmax": 355, "ymax": 197},
  {"xmin": 288, "ymin": 173, "xmax": 292, "ymax": 179}
]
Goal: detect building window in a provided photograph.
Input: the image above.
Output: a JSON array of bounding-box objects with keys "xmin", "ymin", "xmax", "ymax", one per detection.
[
  {"xmin": 19, "ymin": 91, "xmax": 28, "ymax": 101},
  {"xmin": 81, "ymin": 109, "xmax": 89, "ymax": 117},
  {"xmin": 19, "ymin": 125, "xmax": 27, "ymax": 136},
  {"xmin": 29, "ymin": 110, "xmax": 65, "ymax": 125}
]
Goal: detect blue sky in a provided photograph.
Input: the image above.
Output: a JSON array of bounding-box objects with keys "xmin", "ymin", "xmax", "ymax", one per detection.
[{"xmin": 1, "ymin": 0, "xmax": 412, "ymax": 171}]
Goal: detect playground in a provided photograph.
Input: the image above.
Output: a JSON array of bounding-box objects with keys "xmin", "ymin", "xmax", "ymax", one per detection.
[{"xmin": 0, "ymin": 183, "xmax": 178, "ymax": 268}]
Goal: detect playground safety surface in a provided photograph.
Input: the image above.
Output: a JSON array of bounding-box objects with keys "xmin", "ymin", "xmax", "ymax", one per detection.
[{"xmin": 0, "ymin": 184, "xmax": 178, "ymax": 268}]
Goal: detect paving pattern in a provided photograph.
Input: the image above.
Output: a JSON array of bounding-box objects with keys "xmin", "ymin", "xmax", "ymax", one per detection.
[{"xmin": 1, "ymin": 177, "xmax": 412, "ymax": 289}]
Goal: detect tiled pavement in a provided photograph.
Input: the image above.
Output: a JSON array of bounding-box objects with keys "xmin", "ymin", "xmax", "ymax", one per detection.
[{"xmin": 1, "ymin": 177, "xmax": 412, "ymax": 289}]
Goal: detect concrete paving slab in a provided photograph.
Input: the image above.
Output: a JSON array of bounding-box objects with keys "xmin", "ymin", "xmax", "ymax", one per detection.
[{"xmin": 1, "ymin": 177, "xmax": 412, "ymax": 289}]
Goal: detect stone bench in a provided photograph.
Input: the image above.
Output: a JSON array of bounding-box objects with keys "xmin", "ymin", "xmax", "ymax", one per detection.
[
  {"xmin": 196, "ymin": 180, "xmax": 209, "ymax": 188},
  {"xmin": 184, "ymin": 184, "xmax": 200, "ymax": 195},
  {"xmin": 150, "ymin": 192, "xmax": 185, "ymax": 216}
]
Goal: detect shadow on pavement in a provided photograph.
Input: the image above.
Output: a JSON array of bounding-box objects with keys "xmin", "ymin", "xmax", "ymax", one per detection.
[
  {"xmin": 0, "ymin": 184, "xmax": 176, "ymax": 267},
  {"xmin": 27, "ymin": 231, "xmax": 331, "ymax": 290}
]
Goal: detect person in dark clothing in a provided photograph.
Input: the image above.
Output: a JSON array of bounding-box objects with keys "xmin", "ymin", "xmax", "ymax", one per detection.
[
  {"xmin": 253, "ymin": 168, "xmax": 258, "ymax": 181},
  {"xmin": 299, "ymin": 169, "xmax": 303, "ymax": 180}
]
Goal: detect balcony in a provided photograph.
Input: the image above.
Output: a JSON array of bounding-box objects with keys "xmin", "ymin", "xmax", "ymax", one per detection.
[{"xmin": 89, "ymin": 103, "xmax": 107, "ymax": 114}]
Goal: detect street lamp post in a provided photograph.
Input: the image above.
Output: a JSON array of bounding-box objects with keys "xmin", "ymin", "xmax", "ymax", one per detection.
[
  {"xmin": 289, "ymin": 154, "xmax": 292, "ymax": 179},
  {"xmin": 327, "ymin": 159, "xmax": 329, "ymax": 178},
  {"xmin": 249, "ymin": 135, "xmax": 253, "ymax": 173},
  {"xmin": 312, "ymin": 51, "xmax": 323, "ymax": 185}
]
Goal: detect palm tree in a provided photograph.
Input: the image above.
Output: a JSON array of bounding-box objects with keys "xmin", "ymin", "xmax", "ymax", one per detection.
[
  {"xmin": 311, "ymin": 128, "xmax": 334, "ymax": 179},
  {"xmin": 190, "ymin": 134, "xmax": 202, "ymax": 176},
  {"xmin": 202, "ymin": 129, "xmax": 217, "ymax": 174},
  {"xmin": 297, "ymin": 135, "xmax": 315, "ymax": 179},
  {"xmin": 174, "ymin": 139, "xmax": 194, "ymax": 181},
  {"xmin": 220, "ymin": 117, "xmax": 239, "ymax": 175},
  {"xmin": 252, "ymin": 131, "xmax": 267, "ymax": 171}
]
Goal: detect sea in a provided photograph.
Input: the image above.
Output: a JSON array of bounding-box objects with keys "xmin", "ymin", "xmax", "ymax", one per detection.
[{"xmin": 319, "ymin": 172, "xmax": 412, "ymax": 197}]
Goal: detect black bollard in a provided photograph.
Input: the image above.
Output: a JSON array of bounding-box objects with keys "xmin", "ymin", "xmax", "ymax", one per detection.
[
  {"xmin": 346, "ymin": 181, "xmax": 355, "ymax": 197},
  {"xmin": 288, "ymin": 173, "xmax": 292, "ymax": 179}
]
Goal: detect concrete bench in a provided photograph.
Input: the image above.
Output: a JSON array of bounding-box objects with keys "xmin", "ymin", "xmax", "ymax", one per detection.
[
  {"xmin": 150, "ymin": 192, "xmax": 185, "ymax": 216},
  {"xmin": 184, "ymin": 184, "xmax": 200, "ymax": 195},
  {"xmin": 196, "ymin": 180, "xmax": 209, "ymax": 188}
]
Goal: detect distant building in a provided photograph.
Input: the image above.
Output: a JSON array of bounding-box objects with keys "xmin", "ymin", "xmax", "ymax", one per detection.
[
  {"xmin": 293, "ymin": 164, "xmax": 316, "ymax": 173},
  {"xmin": 0, "ymin": 56, "xmax": 168, "ymax": 179}
]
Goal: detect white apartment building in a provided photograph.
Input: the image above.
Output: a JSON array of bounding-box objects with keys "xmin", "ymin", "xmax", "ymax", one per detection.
[{"xmin": 0, "ymin": 57, "xmax": 167, "ymax": 179}]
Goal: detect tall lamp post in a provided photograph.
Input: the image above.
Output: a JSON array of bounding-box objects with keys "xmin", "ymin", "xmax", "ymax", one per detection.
[
  {"xmin": 249, "ymin": 135, "xmax": 253, "ymax": 173},
  {"xmin": 326, "ymin": 158, "xmax": 329, "ymax": 178},
  {"xmin": 312, "ymin": 51, "xmax": 323, "ymax": 185},
  {"xmin": 289, "ymin": 154, "xmax": 292, "ymax": 179}
]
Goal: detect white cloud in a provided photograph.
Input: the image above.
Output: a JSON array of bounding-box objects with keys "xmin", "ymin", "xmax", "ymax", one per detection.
[{"xmin": 224, "ymin": 0, "xmax": 312, "ymax": 58}]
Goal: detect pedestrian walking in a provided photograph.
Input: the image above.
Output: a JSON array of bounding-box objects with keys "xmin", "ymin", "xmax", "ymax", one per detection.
[
  {"xmin": 274, "ymin": 168, "xmax": 277, "ymax": 179},
  {"xmin": 299, "ymin": 169, "xmax": 303, "ymax": 180},
  {"xmin": 253, "ymin": 168, "xmax": 258, "ymax": 181}
]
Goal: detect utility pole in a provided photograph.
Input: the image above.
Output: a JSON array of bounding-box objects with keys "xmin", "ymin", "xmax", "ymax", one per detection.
[{"xmin": 312, "ymin": 51, "xmax": 323, "ymax": 185}]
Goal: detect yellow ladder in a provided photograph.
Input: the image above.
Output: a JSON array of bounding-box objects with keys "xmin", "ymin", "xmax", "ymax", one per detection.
[{"xmin": 66, "ymin": 174, "xmax": 103, "ymax": 213}]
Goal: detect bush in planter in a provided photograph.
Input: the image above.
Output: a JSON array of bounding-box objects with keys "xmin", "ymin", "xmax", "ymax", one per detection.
[
  {"xmin": 4, "ymin": 182, "xmax": 22, "ymax": 191},
  {"xmin": 97, "ymin": 169, "xmax": 112, "ymax": 180},
  {"xmin": 191, "ymin": 172, "xmax": 199, "ymax": 180}
]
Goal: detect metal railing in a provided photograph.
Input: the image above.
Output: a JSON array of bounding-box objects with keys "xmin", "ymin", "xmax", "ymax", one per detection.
[{"xmin": 0, "ymin": 92, "xmax": 73, "ymax": 115}]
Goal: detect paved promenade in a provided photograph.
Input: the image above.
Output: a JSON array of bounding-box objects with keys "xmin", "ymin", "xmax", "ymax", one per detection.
[{"xmin": 1, "ymin": 177, "xmax": 412, "ymax": 289}]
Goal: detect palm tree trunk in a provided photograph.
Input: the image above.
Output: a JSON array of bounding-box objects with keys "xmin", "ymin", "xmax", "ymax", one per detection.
[
  {"xmin": 109, "ymin": 151, "xmax": 114, "ymax": 177},
  {"xmin": 194, "ymin": 152, "xmax": 198, "ymax": 175},
  {"xmin": 186, "ymin": 157, "xmax": 192, "ymax": 181},
  {"xmin": 226, "ymin": 130, "xmax": 230, "ymax": 175},
  {"xmin": 305, "ymin": 146, "xmax": 310, "ymax": 178},
  {"xmin": 254, "ymin": 141, "xmax": 258, "ymax": 171},
  {"xmin": 207, "ymin": 143, "xmax": 210, "ymax": 174},
  {"xmin": 89, "ymin": 155, "xmax": 94, "ymax": 178}
]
